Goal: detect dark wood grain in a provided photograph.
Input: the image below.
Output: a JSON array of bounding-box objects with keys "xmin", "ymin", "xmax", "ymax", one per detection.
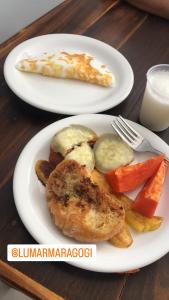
[
  {"xmin": 0, "ymin": 260, "xmax": 63, "ymax": 300},
  {"xmin": 0, "ymin": 0, "xmax": 119, "ymax": 61},
  {"xmin": 86, "ymin": 2, "xmax": 147, "ymax": 49},
  {"xmin": 0, "ymin": 0, "xmax": 169, "ymax": 299},
  {"xmin": 121, "ymin": 255, "xmax": 169, "ymax": 300}
]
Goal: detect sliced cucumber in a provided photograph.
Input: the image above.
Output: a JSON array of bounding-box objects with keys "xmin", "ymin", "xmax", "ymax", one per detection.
[
  {"xmin": 94, "ymin": 133, "xmax": 134, "ymax": 173},
  {"xmin": 51, "ymin": 124, "xmax": 97, "ymax": 156}
]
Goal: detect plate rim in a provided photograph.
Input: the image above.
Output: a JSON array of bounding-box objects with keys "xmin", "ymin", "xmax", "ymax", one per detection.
[
  {"xmin": 13, "ymin": 114, "xmax": 169, "ymax": 273},
  {"xmin": 4, "ymin": 33, "xmax": 134, "ymax": 115}
]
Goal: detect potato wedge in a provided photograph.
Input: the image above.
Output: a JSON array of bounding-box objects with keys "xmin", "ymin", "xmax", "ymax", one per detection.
[
  {"xmin": 35, "ymin": 160, "xmax": 54, "ymax": 186},
  {"xmin": 110, "ymin": 223, "xmax": 133, "ymax": 248},
  {"xmin": 116, "ymin": 194, "xmax": 163, "ymax": 232},
  {"xmin": 65, "ymin": 142, "xmax": 95, "ymax": 172},
  {"xmin": 126, "ymin": 210, "xmax": 163, "ymax": 232},
  {"xmin": 51, "ymin": 125, "xmax": 97, "ymax": 156},
  {"xmin": 94, "ymin": 133, "xmax": 134, "ymax": 173}
]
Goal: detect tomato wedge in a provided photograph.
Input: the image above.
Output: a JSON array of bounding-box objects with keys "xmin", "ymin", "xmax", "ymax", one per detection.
[
  {"xmin": 133, "ymin": 160, "xmax": 168, "ymax": 217},
  {"xmin": 105, "ymin": 155, "xmax": 164, "ymax": 193}
]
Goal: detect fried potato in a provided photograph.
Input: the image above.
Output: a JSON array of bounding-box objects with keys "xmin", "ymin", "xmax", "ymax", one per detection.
[
  {"xmin": 116, "ymin": 194, "xmax": 163, "ymax": 232},
  {"xmin": 110, "ymin": 223, "xmax": 133, "ymax": 248},
  {"xmin": 126, "ymin": 210, "xmax": 163, "ymax": 232},
  {"xmin": 35, "ymin": 160, "xmax": 55, "ymax": 186}
]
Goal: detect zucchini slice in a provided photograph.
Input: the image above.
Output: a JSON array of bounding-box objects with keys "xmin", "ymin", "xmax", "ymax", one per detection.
[{"xmin": 94, "ymin": 133, "xmax": 134, "ymax": 173}]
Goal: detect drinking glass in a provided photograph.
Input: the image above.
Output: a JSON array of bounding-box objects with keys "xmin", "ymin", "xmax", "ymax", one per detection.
[{"xmin": 140, "ymin": 64, "xmax": 169, "ymax": 132}]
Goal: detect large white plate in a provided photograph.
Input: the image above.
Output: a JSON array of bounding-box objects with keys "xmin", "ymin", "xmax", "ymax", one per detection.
[
  {"xmin": 4, "ymin": 34, "xmax": 134, "ymax": 115},
  {"xmin": 13, "ymin": 114, "xmax": 169, "ymax": 273}
]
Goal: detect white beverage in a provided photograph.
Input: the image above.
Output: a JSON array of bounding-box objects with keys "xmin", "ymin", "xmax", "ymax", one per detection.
[{"xmin": 140, "ymin": 65, "xmax": 169, "ymax": 132}]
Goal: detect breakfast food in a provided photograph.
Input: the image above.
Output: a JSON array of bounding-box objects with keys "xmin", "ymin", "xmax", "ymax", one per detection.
[
  {"xmin": 35, "ymin": 162, "xmax": 132, "ymax": 247},
  {"xmin": 46, "ymin": 160, "xmax": 125, "ymax": 242},
  {"xmin": 94, "ymin": 133, "xmax": 134, "ymax": 173},
  {"xmin": 35, "ymin": 124, "xmax": 166, "ymax": 248},
  {"xmin": 65, "ymin": 142, "xmax": 95, "ymax": 172},
  {"xmin": 16, "ymin": 51, "xmax": 115, "ymax": 87},
  {"xmin": 51, "ymin": 125, "xmax": 97, "ymax": 156}
]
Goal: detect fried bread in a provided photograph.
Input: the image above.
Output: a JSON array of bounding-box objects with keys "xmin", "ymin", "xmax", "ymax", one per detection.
[{"xmin": 46, "ymin": 160, "xmax": 125, "ymax": 242}]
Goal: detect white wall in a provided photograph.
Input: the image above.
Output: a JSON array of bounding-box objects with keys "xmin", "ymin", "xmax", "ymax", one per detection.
[
  {"xmin": 0, "ymin": 280, "xmax": 31, "ymax": 300},
  {"xmin": 0, "ymin": 0, "xmax": 64, "ymax": 44}
]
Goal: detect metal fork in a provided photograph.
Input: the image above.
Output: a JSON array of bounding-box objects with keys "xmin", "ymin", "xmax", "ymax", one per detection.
[{"xmin": 111, "ymin": 115, "xmax": 169, "ymax": 161}]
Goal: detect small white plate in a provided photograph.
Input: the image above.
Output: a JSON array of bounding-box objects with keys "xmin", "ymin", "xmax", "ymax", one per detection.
[
  {"xmin": 13, "ymin": 114, "xmax": 169, "ymax": 273},
  {"xmin": 4, "ymin": 34, "xmax": 134, "ymax": 115}
]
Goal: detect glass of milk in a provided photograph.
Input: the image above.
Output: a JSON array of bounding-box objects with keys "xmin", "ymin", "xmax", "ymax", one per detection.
[{"xmin": 140, "ymin": 64, "xmax": 169, "ymax": 132}]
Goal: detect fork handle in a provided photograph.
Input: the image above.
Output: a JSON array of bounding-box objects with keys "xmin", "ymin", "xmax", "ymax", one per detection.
[
  {"xmin": 153, "ymin": 148, "xmax": 169, "ymax": 162},
  {"xmin": 137, "ymin": 140, "xmax": 169, "ymax": 162},
  {"xmin": 144, "ymin": 146, "xmax": 169, "ymax": 162}
]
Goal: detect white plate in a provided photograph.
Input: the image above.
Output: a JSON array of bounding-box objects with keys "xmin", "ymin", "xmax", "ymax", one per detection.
[
  {"xmin": 13, "ymin": 114, "xmax": 169, "ymax": 273},
  {"xmin": 4, "ymin": 34, "xmax": 134, "ymax": 115}
]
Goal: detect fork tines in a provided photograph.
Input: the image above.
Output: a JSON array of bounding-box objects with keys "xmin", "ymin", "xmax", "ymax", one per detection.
[{"xmin": 111, "ymin": 115, "xmax": 143, "ymax": 148}]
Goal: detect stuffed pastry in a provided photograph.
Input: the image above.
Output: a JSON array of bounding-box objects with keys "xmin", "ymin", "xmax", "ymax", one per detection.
[{"xmin": 16, "ymin": 51, "xmax": 115, "ymax": 87}]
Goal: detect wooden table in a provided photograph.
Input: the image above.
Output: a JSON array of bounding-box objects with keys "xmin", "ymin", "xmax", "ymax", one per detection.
[{"xmin": 0, "ymin": 0, "xmax": 169, "ymax": 299}]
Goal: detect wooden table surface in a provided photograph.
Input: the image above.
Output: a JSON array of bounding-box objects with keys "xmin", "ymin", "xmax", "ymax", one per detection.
[{"xmin": 0, "ymin": 0, "xmax": 169, "ymax": 299}]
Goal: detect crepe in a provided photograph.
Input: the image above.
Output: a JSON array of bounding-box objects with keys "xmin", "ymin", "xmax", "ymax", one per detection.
[{"xmin": 16, "ymin": 51, "xmax": 115, "ymax": 87}]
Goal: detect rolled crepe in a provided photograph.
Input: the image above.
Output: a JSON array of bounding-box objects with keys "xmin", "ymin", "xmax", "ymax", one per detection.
[{"xmin": 16, "ymin": 51, "xmax": 115, "ymax": 87}]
